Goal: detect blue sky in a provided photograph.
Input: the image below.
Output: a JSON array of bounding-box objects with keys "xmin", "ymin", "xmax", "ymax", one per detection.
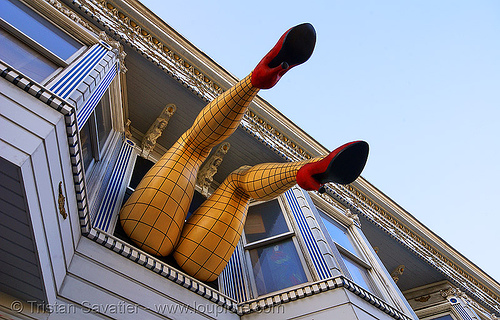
[{"xmin": 140, "ymin": 0, "xmax": 500, "ymax": 283}]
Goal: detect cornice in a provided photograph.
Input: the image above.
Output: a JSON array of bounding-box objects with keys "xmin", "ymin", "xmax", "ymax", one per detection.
[
  {"xmin": 63, "ymin": 0, "xmax": 321, "ymax": 161},
  {"xmin": 326, "ymin": 181, "xmax": 500, "ymax": 315},
  {"xmin": 44, "ymin": 0, "xmax": 94, "ymax": 31},
  {"xmin": 61, "ymin": 0, "xmax": 499, "ymax": 316}
]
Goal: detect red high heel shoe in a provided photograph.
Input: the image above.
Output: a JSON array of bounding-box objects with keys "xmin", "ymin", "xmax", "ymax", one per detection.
[
  {"xmin": 296, "ymin": 141, "xmax": 369, "ymax": 192},
  {"xmin": 251, "ymin": 23, "xmax": 316, "ymax": 89}
]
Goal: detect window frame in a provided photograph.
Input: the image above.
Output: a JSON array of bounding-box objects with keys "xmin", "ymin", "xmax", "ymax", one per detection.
[
  {"xmin": 423, "ymin": 313, "xmax": 457, "ymax": 320},
  {"xmin": 317, "ymin": 207, "xmax": 378, "ymax": 292},
  {"xmin": 310, "ymin": 192, "xmax": 421, "ymax": 317},
  {"xmin": 0, "ymin": 0, "xmax": 91, "ymax": 84},
  {"xmin": 80, "ymin": 75, "xmax": 126, "ymax": 210},
  {"xmin": 79, "ymin": 88, "xmax": 115, "ymax": 174},
  {"xmin": 242, "ymin": 197, "xmax": 313, "ymax": 298}
]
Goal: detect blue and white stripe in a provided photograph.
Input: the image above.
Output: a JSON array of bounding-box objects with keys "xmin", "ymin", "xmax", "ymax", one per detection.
[
  {"xmin": 219, "ymin": 245, "xmax": 248, "ymax": 302},
  {"xmin": 284, "ymin": 189, "xmax": 332, "ymax": 280},
  {"xmin": 89, "ymin": 139, "xmax": 123, "ymax": 222},
  {"xmin": 76, "ymin": 62, "xmax": 118, "ymax": 127},
  {"xmin": 93, "ymin": 139, "xmax": 135, "ymax": 232},
  {"xmin": 454, "ymin": 304, "xmax": 472, "ymax": 320},
  {"xmin": 450, "ymin": 298, "xmax": 474, "ymax": 320},
  {"xmin": 50, "ymin": 43, "xmax": 109, "ymax": 98}
]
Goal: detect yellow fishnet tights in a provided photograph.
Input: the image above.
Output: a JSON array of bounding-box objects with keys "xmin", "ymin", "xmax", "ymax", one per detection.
[
  {"xmin": 119, "ymin": 74, "xmax": 259, "ymax": 256},
  {"xmin": 119, "ymin": 73, "xmax": 321, "ymax": 282},
  {"xmin": 173, "ymin": 160, "xmax": 314, "ymax": 282}
]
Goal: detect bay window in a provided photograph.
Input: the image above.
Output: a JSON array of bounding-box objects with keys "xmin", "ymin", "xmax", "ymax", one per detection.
[
  {"xmin": 243, "ymin": 199, "xmax": 309, "ymax": 296},
  {"xmin": 319, "ymin": 209, "xmax": 376, "ymax": 293}
]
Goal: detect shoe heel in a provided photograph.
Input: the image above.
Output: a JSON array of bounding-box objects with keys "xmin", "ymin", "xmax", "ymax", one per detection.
[{"xmin": 297, "ymin": 141, "xmax": 369, "ymax": 191}]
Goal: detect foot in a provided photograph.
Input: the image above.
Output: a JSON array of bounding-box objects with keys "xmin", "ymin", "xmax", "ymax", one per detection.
[
  {"xmin": 296, "ymin": 141, "xmax": 369, "ymax": 192},
  {"xmin": 251, "ymin": 23, "xmax": 316, "ymax": 89}
]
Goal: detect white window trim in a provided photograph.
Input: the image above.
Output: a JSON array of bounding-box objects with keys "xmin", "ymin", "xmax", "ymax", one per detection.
[
  {"xmin": 311, "ymin": 192, "xmax": 418, "ymax": 316},
  {"xmin": 419, "ymin": 308, "xmax": 460, "ymax": 320},
  {"xmin": 311, "ymin": 194, "xmax": 388, "ymax": 293},
  {"xmin": 18, "ymin": 0, "xmax": 98, "ymax": 46},
  {"xmin": 241, "ymin": 197, "xmax": 313, "ymax": 298},
  {"xmin": 349, "ymin": 220, "xmax": 418, "ymax": 311},
  {"xmin": 84, "ymin": 76, "xmax": 125, "ymax": 204},
  {"xmin": 318, "ymin": 207, "xmax": 379, "ymax": 289},
  {"xmin": 0, "ymin": 17, "xmax": 67, "ymax": 66},
  {"xmin": 336, "ymin": 242, "xmax": 372, "ymax": 270},
  {"xmin": 0, "ymin": 0, "xmax": 97, "ymax": 85}
]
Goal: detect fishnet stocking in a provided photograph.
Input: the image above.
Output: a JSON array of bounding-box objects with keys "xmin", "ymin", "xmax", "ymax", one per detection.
[
  {"xmin": 119, "ymin": 74, "xmax": 259, "ymax": 256},
  {"xmin": 174, "ymin": 159, "xmax": 320, "ymax": 282}
]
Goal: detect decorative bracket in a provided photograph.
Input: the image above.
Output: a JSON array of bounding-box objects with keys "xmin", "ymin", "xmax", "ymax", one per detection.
[
  {"xmin": 141, "ymin": 104, "xmax": 176, "ymax": 158},
  {"xmin": 441, "ymin": 286, "xmax": 461, "ymax": 299},
  {"xmin": 345, "ymin": 208, "xmax": 361, "ymax": 227},
  {"xmin": 391, "ymin": 265, "xmax": 405, "ymax": 283},
  {"xmin": 99, "ymin": 31, "xmax": 127, "ymax": 73},
  {"xmin": 124, "ymin": 119, "xmax": 132, "ymax": 139},
  {"xmin": 197, "ymin": 142, "xmax": 230, "ymax": 197}
]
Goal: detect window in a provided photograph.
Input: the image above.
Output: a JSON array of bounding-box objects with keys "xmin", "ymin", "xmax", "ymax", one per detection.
[
  {"xmin": 243, "ymin": 200, "xmax": 308, "ymax": 296},
  {"xmin": 79, "ymin": 90, "xmax": 113, "ymax": 172},
  {"xmin": 319, "ymin": 210, "xmax": 375, "ymax": 293},
  {"xmin": 0, "ymin": 0, "xmax": 83, "ymax": 83},
  {"xmin": 428, "ymin": 315, "xmax": 454, "ymax": 320}
]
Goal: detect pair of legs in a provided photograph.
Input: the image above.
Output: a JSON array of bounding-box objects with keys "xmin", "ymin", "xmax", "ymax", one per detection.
[
  {"xmin": 119, "ymin": 73, "xmax": 308, "ymax": 280},
  {"xmin": 119, "ymin": 23, "xmax": 368, "ymax": 282}
]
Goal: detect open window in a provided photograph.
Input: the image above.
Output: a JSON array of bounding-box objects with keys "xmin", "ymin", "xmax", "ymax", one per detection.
[{"xmin": 0, "ymin": 0, "xmax": 85, "ymax": 84}]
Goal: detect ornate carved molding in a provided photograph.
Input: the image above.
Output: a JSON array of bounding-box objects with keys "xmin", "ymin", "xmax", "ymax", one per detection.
[
  {"xmin": 241, "ymin": 110, "xmax": 312, "ymax": 161},
  {"xmin": 197, "ymin": 142, "xmax": 230, "ymax": 197},
  {"xmin": 72, "ymin": 0, "xmax": 223, "ymax": 99},
  {"xmin": 326, "ymin": 183, "xmax": 500, "ymax": 314},
  {"xmin": 440, "ymin": 286, "xmax": 499, "ymax": 319},
  {"xmin": 441, "ymin": 286, "xmax": 461, "ymax": 299},
  {"xmin": 414, "ymin": 295, "xmax": 431, "ymax": 303},
  {"xmin": 98, "ymin": 31, "xmax": 128, "ymax": 73},
  {"xmin": 68, "ymin": 0, "xmax": 312, "ymax": 162},
  {"xmin": 45, "ymin": 0, "xmax": 94, "ymax": 31},
  {"xmin": 391, "ymin": 265, "xmax": 405, "ymax": 284},
  {"xmin": 238, "ymin": 275, "xmax": 412, "ymax": 320},
  {"xmin": 140, "ymin": 104, "xmax": 176, "ymax": 159},
  {"xmin": 441, "ymin": 286, "xmax": 499, "ymax": 320},
  {"xmin": 345, "ymin": 208, "xmax": 361, "ymax": 227},
  {"xmin": 124, "ymin": 119, "xmax": 132, "ymax": 139}
]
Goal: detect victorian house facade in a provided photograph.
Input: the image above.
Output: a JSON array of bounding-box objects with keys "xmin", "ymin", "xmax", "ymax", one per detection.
[{"xmin": 0, "ymin": 0, "xmax": 499, "ymax": 319}]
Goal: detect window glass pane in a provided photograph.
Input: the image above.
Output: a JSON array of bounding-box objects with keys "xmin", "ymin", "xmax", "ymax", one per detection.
[
  {"xmin": 320, "ymin": 212, "xmax": 357, "ymax": 254},
  {"xmin": 342, "ymin": 254, "xmax": 371, "ymax": 292},
  {"xmin": 94, "ymin": 92, "xmax": 112, "ymax": 149},
  {"xmin": 0, "ymin": 28, "xmax": 57, "ymax": 82},
  {"xmin": 80, "ymin": 120, "xmax": 93, "ymax": 170},
  {"xmin": 431, "ymin": 315, "xmax": 454, "ymax": 320},
  {"xmin": 249, "ymin": 240, "xmax": 307, "ymax": 296},
  {"xmin": 245, "ymin": 200, "xmax": 289, "ymax": 243},
  {"xmin": 1, "ymin": 0, "xmax": 81, "ymax": 60}
]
